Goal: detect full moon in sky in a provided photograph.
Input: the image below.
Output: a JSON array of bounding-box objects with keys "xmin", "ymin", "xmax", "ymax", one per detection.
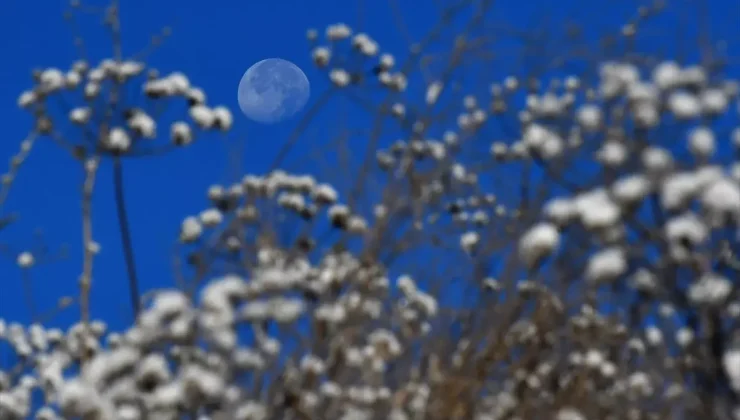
[{"xmin": 237, "ymin": 58, "xmax": 310, "ymax": 124}]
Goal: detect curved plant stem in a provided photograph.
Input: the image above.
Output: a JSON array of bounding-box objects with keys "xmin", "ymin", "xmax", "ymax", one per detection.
[{"xmin": 112, "ymin": 157, "xmax": 141, "ymax": 318}]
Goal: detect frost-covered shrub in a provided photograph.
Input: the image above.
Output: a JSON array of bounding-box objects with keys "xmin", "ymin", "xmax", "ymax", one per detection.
[{"xmin": 2, "ymin": 0, "xmax": 740, "ymax": 419}]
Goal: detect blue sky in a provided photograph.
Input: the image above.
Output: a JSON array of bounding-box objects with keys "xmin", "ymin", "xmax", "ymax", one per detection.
[{"xmin": 0, "ymin": 0, "xmax": 738, "ymax": 332}]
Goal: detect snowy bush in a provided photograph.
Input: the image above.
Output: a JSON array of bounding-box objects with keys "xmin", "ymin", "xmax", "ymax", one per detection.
[{"xmin": 1, "ymin": 0, "xmax": 740, "ymax": 419}]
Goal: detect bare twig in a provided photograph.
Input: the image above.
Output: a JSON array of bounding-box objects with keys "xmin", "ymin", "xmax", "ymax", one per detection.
[
  {"xmin": 80, "ymin": 156, "xmax": 99, "ymax": 325},
  {"xmin": 112, "ymin": 157, "xmax": 141, "ymax": 318},
  {"xmin": 0, "ymin": 133, "xmax": 37, "ymax": 217}
]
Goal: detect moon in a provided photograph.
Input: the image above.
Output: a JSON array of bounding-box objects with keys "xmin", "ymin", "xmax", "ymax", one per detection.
[{"xmin": 237, "ymin": 58, "xmax": 310, "ymax": 124}]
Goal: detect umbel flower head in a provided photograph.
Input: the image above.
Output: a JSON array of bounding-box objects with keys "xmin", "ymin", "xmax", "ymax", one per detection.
[{"xmin": 18, "ymin": 58, "xmax": 233, "ymax": 159}]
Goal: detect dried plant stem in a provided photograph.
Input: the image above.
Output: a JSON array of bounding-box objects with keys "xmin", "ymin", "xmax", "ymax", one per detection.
[
  {"xmin": 80, "ymin": 157, "xmax": 99, "ymax": 325},
  {"xmin": 269, "ymin": 88, "xmax": 337, "ymax": 171},
  {"xmin": 107, "ymin": 0, "xmax": 123, "ymax": 62},
  {"xmin": 0, "ymin": 133, "xmax": 37, "ymax": 215},
  {"xmin": 112, "ymin": 157, "xmax": 141, "ymax": 318}
]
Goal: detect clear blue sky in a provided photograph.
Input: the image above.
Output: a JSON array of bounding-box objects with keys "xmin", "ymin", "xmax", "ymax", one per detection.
[{"xmin": 0, "ymin": 0, "xmax": 738, "ymax": 331}]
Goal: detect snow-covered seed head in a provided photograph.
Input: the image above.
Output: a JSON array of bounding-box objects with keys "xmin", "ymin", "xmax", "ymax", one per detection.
[
  {"xmin": 460, "ymin": 231, "xmax": 480, "ymax": 253},
  {"xmin": 106, "ymin": 127, "xmax": 131, "ymax": 153},
  {"xmin": 576, "ymin": 104, "xmax": 603, "ymax": 131},
  {"xmin": 190, "ymin": 105, "xmax": 216, "ymax": 128},
  {"xmin": 585, "ymin": 247, "xmax": 627, "ymax": 284},
  {"xmin": 687, "ymin": 126, "xmax": 715, "ymax": 159},
  {"xmin": 329, "ymin": 69, "xmax": 351, "ymax": 87},
  {"xmin": 186, "ymin": 87, "xmax": 206, "ymax": 106},
  {"xmin": 171, "ymin": 121, "xmax": 193, "ymax": 145},
  {"xmin": 688, "ymin": 272, "xmax": 732, "ymax": 306},
  {"xmin": 180, "ymin": 216, "xmax": 203, "ymax": 243},
  {"xmin": 669, "ymin": 91, "xmax": 701, "ymax": 119},
  {"xmin": 212, "ymin": 106, "xmax": 233, "ymax": 131},
  {"xmin": 519, "ymin": 223, "xmax": 560, "ymax": 267},
  {"xmin": 17, "ymin": 252, "xmax": 34, "ymax": 268},
  {"xmin": 426, "ymin": 81, "xmax": 444, "ymax": 105},
  {"xmin": 199, "ymin": 208, "xmax": 223, "ymax": 227},
  {"xmin": 326, "ymin": 23, "xmax": 352, "ymax": 41},
  {"xmin": 127, "ymin": 110, "xmax": 156, "ymax": 139},
  {"xmin": 723, "ymin": 349, "xmax": 740, "ymax": 392},
  {"xmin": 69, "ymin": 107, "xmax": 92, "ymax": 125},
  {"xmin": 312, "ymin": 47, "xmax": 331, "ymax": 67},
  {"xmin": 18, "ymin": 90, "xmax": 37, "ymax": 109},
  {"xmin": 653, "ymin": 61, "xmax": 682, "ymax": 90}
]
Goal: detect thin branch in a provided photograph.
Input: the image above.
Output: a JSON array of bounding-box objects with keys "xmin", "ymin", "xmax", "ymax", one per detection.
[
  {"xmin": 80, "ymin": 156, "xmax": 99, "ymax": 325},
  {"xmin": 112, "ymin": 157, "xmax": 141, "ymax": 318},
  {"xmin": 107, "ymin": 0, "xmax": 123, "ymax": 61},
  {"xmin": 269, "ymin": 89, "xmax": 337, "ymax": 170},
  {"xmin": 0, "ymin": 132, "xmax": 37, "ymax": 216}
]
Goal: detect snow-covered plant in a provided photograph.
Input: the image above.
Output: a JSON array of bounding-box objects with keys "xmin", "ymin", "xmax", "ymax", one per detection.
[{"xmin": 2, "ymin": 0, "xmax": 740, "ymax": 419}]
